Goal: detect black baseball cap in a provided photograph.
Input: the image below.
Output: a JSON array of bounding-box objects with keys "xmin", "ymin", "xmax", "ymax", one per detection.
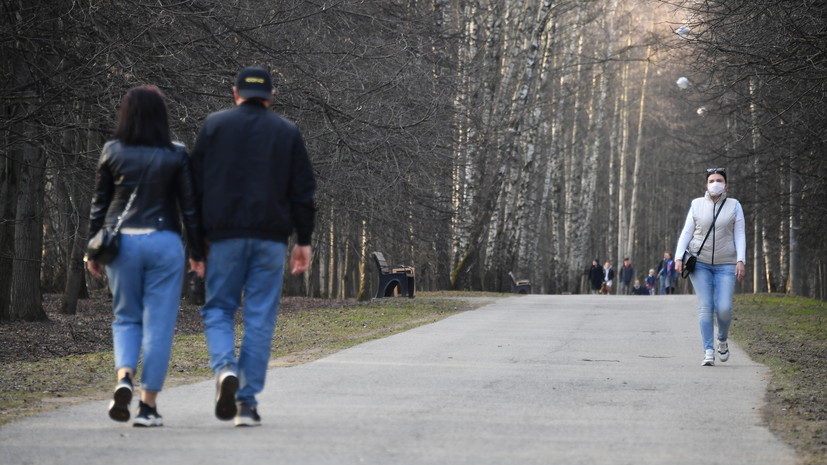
[{"xmin": 235, "ymin": 66, "xmax": 273, "ymax": 101}]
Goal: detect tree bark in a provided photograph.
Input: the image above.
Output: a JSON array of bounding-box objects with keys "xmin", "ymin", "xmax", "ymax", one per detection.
[
  {"xmin": 61, "ymin": 126, "xmax": 94, "ymax": 314},
  {"xmin": 11, "ymin": 141, "xmax": 47, "ymax": 321},
  {"xmin": 788, "ymin": 156, "xmax": 801, "ymax": 295},
  {"xmin": 0, "ymin": 145, "xmax": 17, "ymax": 321},
  {"xmin": 625, "ymin": 38, "xmax": 652, "ymax": 260}
]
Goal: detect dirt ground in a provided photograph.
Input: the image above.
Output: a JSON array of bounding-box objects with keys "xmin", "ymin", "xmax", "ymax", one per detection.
[{"xmin": 0, "ymin": 293, "xmax": 351, "ymax": 365}]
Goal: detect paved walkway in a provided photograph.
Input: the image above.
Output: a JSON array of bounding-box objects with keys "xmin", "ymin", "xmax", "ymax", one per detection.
[{"xmin": 0, "ymin": 295, "xmax": 798, "ymax": 464}]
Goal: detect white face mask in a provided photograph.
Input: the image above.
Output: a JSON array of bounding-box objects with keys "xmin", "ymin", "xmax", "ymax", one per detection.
[{"xmin": 708, "ymin": 181, "xmax": 726, "ymax": 196}]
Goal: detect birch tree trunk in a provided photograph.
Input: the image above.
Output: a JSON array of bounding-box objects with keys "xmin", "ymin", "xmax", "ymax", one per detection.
[
  {"xmin": 749, "ymin": 76, "xmax": 762, "ymax": 294},
  {"xmin": 615, "ymin": 48, "xmax": 631, "ymax": 265},
  {"xmin": 356, "ymin": 219, "xmax": 368, "ymax": 300},
  {"xmin": 563, "ymin": 5, "xmax": 586, "ymax": 292},
  {"xmin": 625, "ymin": 40, "xmax": 652, "ymax": 259}
]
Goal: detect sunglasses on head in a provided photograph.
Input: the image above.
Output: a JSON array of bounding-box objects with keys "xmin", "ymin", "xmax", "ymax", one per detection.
[{"xmin": 706, "ymin": 168, "xmax": 726, "ymax": 175}]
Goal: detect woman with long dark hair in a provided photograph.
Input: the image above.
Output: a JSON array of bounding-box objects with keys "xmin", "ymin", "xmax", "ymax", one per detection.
[
  {"xmin": 675, "ymin": 168, "xmax": 746, "ymax": 366},
  {"xmin": 87, "ymin": 85, "xmax": 205, "ymax": 426}
]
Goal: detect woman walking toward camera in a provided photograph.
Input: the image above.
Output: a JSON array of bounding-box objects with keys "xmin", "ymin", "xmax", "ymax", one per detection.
[
  {"xmin": 675, "ymin": 168, "xmax": 746, "ymax": 366},
  {"xmin": 86, "ymin": 85, "xmax": 205, "ymax": 426}
]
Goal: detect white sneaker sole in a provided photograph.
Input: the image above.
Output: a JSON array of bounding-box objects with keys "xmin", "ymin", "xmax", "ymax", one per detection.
[
  {"xmin": 234, "ymin": 417, "xmax": 261, "ymax": 427},
  {"xmin": 133, "ymin": 416, "xmax": 163, "ymax": 427}
]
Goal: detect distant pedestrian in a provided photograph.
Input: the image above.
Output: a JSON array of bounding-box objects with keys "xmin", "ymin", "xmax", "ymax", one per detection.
[
  {"xmin": 675, "ymin": 168, "xmax": 746, "ymax": 366},
  {"xmin": 632, "ymin": 279, "xmax": 649, "ymax": 295},
  {"xmin": 192, "ymin": 66, "xmax": 316, "ymax": 426},
  {"xmin": 87, "ymin": 85, "xmax": 206, "ymax": 427},
  {"xmin": 619, "ymin": 257, "xmax": 634, "ymax": 295},
  {"xmin": 588, "ymin": 259, "xmax": 603, "ymax": 295},
  {"xmin": 645, "ymin": 269, "xmax": 657, "ymax": 295},
  {"xmin": 602, "ymin": 261, "xmax": 614, "ymax": 294},
  {"xmin": 658, "ymin": 252, "xmax": 677, "ymax": 294}
]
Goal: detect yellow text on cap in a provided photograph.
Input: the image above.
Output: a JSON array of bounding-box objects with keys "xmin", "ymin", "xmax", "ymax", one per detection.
[{"xmin": 245, "ymin": 77, "xmax": 265, "ymax": 84}]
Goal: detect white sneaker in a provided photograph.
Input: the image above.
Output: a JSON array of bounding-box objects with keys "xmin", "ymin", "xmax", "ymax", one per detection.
[
  {"xmin": 702, "ymin": 349, "xmax": 715, "ymax": 366},
  {"xmin": 718, "ymin": 340, "xmax": 730, "ymax": 362}
]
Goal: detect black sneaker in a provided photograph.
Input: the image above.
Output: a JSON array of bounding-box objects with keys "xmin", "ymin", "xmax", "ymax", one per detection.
[
  {"xmin": 234, "ymin": 402, "xmax": 261, "ymax": 427},
  {"xmin": 215, "ymin": 367, "xmax": 239, "ymax": 421},
  {"xmin": 108, "ymin": 374, "xmax": 133, "ymax": 422},
  {"xmin": 133, "ymin": 401, "xmax": 163, "ymax": 427}
]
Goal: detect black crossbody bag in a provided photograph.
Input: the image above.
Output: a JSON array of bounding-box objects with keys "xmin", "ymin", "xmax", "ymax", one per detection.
[{"xmin": 682, "ymin": 198, "xmax": 726, "ymax": 278}]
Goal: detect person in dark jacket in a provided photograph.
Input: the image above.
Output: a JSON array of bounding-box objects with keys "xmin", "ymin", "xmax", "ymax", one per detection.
[
  {"xmin": 588, "ymin": 259, "xmax": 603, "ymax": 294},
  {"xmin": 191, "ymin": 66, "xmax": 316, "ymax": 427},
  {"xmin": 602, "ymin": 261, "xmax": 615, "ymax": 294},
  {"xmin": 619, "ymin": 257, "xmax": 634, "ymax": 295},
  {"xmin": 87, "ymin": 85, "xmax": 206, "ymax": 427}
]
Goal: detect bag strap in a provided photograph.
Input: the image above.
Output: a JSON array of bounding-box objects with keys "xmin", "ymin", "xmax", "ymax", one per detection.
[
  {"xmin": 696, "ymin": 198, "xmax": 726, "ymax": 256},
  {"xmin": 112, "ymin": 149, "xmax": 158, "ymax": 234}
]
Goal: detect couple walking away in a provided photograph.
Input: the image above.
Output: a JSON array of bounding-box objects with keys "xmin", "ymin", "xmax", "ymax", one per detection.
[{"xmin": 86, "ymin": 67, "xmax": 316, "ymax": 427}]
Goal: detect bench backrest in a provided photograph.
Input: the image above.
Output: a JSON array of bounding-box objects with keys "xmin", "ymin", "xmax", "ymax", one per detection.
[{"xmin": 372, "ymin": 252, "xmax": 391, "ymax": 274}]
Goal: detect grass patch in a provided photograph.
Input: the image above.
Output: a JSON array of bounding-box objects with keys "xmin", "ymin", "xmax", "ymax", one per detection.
[
  {"xmin": 732, "ymin": 294, "xmax": 827, "ymax": 464},
  {"xmin": 0, "ymin": 295, "xmax": 491, "ymax": 426}
]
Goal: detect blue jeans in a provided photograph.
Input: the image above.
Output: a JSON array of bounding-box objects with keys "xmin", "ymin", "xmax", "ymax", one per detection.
[
  {"xmin": 201, "ymin": 239, "xmax": 286, "ymax": 407},
  {"xmin": 106, "ymin": 230, "xmax": 185, "ymax": 392},
  {"xmin": 689, "ymin": 262, "xmax": 736, "ymax": 351}
]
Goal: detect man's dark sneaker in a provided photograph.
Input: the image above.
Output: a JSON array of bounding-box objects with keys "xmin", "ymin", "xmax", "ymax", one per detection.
[
  {"xmin": 133, "ymin": 401, "xmax": 163, "ymax": 427},
  {"xmin": 215, "ymin": 367, "xmax": 239, "ymax": 421},
  {"xmin": 108, "ymin": 374, "xmax": 133, "ymax": 422},
  {"xmin": 234, "ymin": 402, "xmax": 261, "ymax": 427}
]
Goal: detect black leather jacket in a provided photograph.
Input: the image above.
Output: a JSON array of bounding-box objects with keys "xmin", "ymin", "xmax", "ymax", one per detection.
[{"xmin": 89, "ymin": 140, "xmax": 205, "ymax": 261}]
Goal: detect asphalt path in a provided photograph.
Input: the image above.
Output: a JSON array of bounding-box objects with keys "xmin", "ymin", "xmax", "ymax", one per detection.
[{"xmin": 0, "ymin": 295, "xmax": 798, "ymax": 465}]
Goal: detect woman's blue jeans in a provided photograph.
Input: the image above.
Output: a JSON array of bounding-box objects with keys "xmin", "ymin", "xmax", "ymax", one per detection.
[
  {"xmin": 106, "ymin": 230, "xmax": 185, "ymax": 392},
  {"xmin": 200, "ymin": 239, "xmax": 286, "ymax": 407},
  {"xmin": 688, "ymin": 262, "xmax": 736, "ymax": 351}
]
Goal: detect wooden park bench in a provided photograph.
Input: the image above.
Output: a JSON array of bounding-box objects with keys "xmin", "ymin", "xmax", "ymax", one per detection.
[
  {"xmin": 372, "ymin": 251, "xmax": 415, "ymax": 298},
  {"xmin": 508, "ymin": 271, "xmax": 531, "ymax": 294}
]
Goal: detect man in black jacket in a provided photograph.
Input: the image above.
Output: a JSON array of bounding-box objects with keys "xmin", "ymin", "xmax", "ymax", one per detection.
[{"xmin": 191, "ymin": 66, "xmax": 316, "ymax": 427}]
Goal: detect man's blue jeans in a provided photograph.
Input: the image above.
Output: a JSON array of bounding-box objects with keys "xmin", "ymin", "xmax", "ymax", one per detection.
[
  {"xmin": 688, "ymin": 261, "xmax": 736, "ymax": 351},
  {"xmin": 107, "ymin": 231, "xmax": 185, "ymax": 392},
  {"xmin": 201, "ymin": 238, "xmax": 286, "ymax": 407}
]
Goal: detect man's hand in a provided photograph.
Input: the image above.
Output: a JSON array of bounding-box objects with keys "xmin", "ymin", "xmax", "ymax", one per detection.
[
  {"xmin": 86, "ymin": 259, "xmax": 103, "ymax": 279},
  {"xmin": 675, "ymin": 259, "xmax": 683, "ymax": 275},
  {"xmin": 189, "ymin": 259, "xmax": 206, "ymax": 278},
  {"xmin": 290, "ymin": 245, "xmax": 311, "ymax": 275}
]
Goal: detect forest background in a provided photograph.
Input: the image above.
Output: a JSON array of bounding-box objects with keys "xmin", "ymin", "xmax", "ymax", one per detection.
[{"xmin": 2, "ymin": 0, "xmax": 826, "ymax": 321}]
